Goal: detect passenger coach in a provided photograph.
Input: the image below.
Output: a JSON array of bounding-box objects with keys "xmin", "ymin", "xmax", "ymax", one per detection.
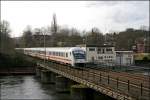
[{"xmin": 20, "ymin": 47, "xmax": 86, "ymax": 67}]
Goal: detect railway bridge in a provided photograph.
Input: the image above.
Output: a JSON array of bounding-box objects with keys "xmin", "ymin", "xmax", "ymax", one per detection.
[{"xmin": 34, "ymin": 59, "xmax": 150, "ymax": 100}]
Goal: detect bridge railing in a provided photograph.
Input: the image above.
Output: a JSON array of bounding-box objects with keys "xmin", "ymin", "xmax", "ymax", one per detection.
[{"xmin": 38, "ymin": 61, "xmax": 150, "ymax": 100}]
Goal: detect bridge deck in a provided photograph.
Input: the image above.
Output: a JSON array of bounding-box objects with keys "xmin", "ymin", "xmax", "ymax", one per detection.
[{"xmin": 37, "ymin": 60, "xmax": 150, "ymax": 100}]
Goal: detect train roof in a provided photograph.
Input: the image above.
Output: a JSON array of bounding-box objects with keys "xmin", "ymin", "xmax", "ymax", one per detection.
[{"xmin": 20, "ymin": 47, "xmax": 84, "ymax": 52}]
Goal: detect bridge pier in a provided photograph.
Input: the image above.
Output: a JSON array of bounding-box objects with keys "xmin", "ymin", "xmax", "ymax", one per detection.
[
  {"xmin": 50, "ymin": 72, "xmax": 57, "ymax": 84},
  {"xmin": 55, "ymin": 75, "xmax": 71, "ymax": 92},
  {"xmin": 41, "ymin": 70, "xmax": 52, "ymax": 83},
  {"xmin": 35, "ymin": 68, "xmax": 41, "ymax": 77},
  {"xmin": 71, "ymin": 84, "xmax": 93, "ymax": 100},
  {"xmin": 93, "ymin": 91, "xmax": 114, "ymax": 100}
]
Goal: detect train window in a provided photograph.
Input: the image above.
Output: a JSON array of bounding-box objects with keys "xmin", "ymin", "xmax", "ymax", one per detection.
[
  {"xmin": 89, "ymin": 48, "xmax": 95, "ymax": 51},
  {"xmin": 66, "ymin": 53, "xmax": 68, "ymax": 57}
]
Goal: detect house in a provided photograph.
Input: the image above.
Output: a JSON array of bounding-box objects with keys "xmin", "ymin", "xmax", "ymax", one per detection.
[
  {"xmin": 76, "ymin": 44, "xmax": 116, "ymax": 64},
  {"xmin": 115, "ymin": 51, "xmax": 134, "ymax": 66}
]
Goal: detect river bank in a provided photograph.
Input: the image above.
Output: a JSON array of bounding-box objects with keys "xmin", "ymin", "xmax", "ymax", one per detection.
[{"xmin": 0, "ymin": 67, "xmax": 35, "ymax": 75}]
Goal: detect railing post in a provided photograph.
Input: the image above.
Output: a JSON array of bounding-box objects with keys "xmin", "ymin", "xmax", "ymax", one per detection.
[
  {"xmin": 75, "ymin": 70, "xmax": 77, "ymax": 77},
  {"xmin": 67, "ymin": 66, "xmax": 68, "ymax": 73},
  {"xmin": 108, "ymin": 75, "xmax": 110, "ymax": 84},
  {"xmin": 78, "ymin": 69, "xmax": 80, "ymax": 78},
  {"xmin": 93, "ymin": 70, "xmax": 95, "ymax": 83},
  {"xmin": 100, "ymin": 73, "xmax": 101, "ymax": 83},
  {"xmin": 128, "ymin": 80, "xmax": 130, "ymax": 92},
  {"xmin": 94, "ymin": 72, "xmax": 97, "ymax": 83},
  {"xmin": 82, "ymin": 69, "xmax": 83, "ymax": 79},
  {"xmin": 117, "ymin": 78, "xmax": 119, "ymax": 89},
  {"xmin": 88, "ymin": 70, "xmax": 90, "ymax": 81},
  {"xmin": 141, "ymin": 83, "xmax": 143, "ymax": 96}
]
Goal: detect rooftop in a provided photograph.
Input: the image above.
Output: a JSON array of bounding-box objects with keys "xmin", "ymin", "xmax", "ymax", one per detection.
[{"xmin": 76, "ymin": 44, "xmax": 114, "ymax": 47}]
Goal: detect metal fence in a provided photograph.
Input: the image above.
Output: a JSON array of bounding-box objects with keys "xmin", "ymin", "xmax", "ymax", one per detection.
[{"xmin": 36, "ymin": 60, "xmax": 150, "ymax": 100}]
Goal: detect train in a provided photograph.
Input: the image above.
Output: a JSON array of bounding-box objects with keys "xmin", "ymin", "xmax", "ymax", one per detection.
[{"xmin": 16, "ymin": 47, "xmax": 86, "ymax": 67}]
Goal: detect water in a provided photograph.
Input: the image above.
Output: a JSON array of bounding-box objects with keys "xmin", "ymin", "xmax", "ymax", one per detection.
[{"xmin": 0, "ymin": 75, "xmax": 71, "ymax": 100}]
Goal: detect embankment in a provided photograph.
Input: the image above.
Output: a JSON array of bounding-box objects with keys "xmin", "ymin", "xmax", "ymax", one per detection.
[{"xmin": 0, "ymin": 67, "xmax": 35, "ymax": 75}]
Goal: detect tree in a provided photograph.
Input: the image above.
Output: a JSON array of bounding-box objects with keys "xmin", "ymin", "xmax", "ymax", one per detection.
[
  {"xmin": 85, "ymin": 27, "xmax": 104, "ymax": 45},
  {"xmin": 21, "ymin": 26, "xmax": 33, "ymax": 47},
  {"xmin": 0, "ymin": 20, "xmax": 14, "ymax": 54}
]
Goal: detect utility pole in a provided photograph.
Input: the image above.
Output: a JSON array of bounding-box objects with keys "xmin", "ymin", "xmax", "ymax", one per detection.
[
  {"xmin": 44, "ymin": 31, "xmax": 46, "ymax": 64},
  {"xmin": 41, "ymin": 27, "xmax": 46, "ymax": 64}
]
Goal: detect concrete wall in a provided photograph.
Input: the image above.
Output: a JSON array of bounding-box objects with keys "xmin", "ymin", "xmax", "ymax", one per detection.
[{"xmin": 116, "ymin": 51, "xmax": 134, "ymax": 66}]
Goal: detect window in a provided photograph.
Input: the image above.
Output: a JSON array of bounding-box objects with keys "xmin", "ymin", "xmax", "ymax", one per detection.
[
  {"xmin": 89, "ymin": 48, "xmax": 95, "ymax": 51},
  {"xmin": 102, "ymin": 49, "xmax": 105, "ymax": 53},
  {"xmin": 66, "ymin": 53, "xmax": 68, "ymax": 57},
  {"xmin": 98, "ymin": 56, "xmax": 103, "ymax": 59},
  {"xmin": 73, "ymin": 50, "xmax": 85, "ymax": 59},
  {"xmin": 106, "ymin": 48, "xmax": 112, "ymax": 51},
  {"xmin": 97, "ymin": 48, "xmax": 101, "ymax": 51}
]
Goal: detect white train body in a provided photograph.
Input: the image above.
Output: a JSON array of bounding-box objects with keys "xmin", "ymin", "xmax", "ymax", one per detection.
[{"xmin": 21, "ymin": 47, "xmax": 86, "ymax": 67}]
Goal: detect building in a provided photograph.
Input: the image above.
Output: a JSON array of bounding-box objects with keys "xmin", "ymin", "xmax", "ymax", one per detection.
[
  {"xmin": 76, "ymin": 44, "xmax": 116, "ymax": 64},
  {"xmin": 115, "ymin": 51, "xmax": 134, "ymax": 66}
]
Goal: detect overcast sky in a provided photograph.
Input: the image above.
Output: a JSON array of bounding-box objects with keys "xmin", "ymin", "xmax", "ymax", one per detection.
[{"xmin": 1, "ymin": 1, "xmax": 149, "ymax": 37}]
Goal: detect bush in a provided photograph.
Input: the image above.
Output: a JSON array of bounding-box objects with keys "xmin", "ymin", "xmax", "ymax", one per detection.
[{"xmin": 0, "ymin": 52, "xmax": 35, "ymax": 68}]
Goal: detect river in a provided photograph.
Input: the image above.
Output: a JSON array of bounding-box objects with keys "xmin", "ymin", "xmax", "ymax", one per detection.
[{"xmin": 0, "ymin": 75, "xmax": 71, "ymax": 100}]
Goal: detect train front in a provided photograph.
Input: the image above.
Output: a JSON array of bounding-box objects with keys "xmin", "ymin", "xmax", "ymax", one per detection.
[{"xmin": 71, "ymin": 47, "xmax": 86, "ymax": 67}]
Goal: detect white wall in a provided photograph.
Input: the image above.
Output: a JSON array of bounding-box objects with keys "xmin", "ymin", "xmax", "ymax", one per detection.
[
  {"xmin": 115, "ymin": 51, "xmax": 133, "ymax": 66},
  {"xmin": 81, "ymin": 47, "xmax": 116, "ymax": 63}
]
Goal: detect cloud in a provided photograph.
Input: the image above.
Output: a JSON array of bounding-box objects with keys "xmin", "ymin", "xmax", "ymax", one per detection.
[
  {"xmin": 1, "ymin": 1, "xmax": 149, "ymax": 37},
  {"xmin": 111, "ymin": 2, "xmax": 149, "ymax": 23}
]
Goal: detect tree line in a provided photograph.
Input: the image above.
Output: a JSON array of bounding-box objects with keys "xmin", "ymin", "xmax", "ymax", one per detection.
[
  {"xmin": 1, "ymin": 20, "xmax": 150, "ymax": 53},
  {"xmin": 15, "ymin": 25, "xmax": 149, "ymax": 52},
  {"xmin": 1, "ymin": 20, "xmax": 149, "ymax": 67},
  {"xmin": 0, "ymin": 20, "xmax": 35, "ymax": 67}
]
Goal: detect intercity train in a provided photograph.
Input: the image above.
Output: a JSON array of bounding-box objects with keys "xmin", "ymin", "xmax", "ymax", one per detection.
[{"xmin": 17, "ymin": 47, "xmax": 86, "ymax": 67}]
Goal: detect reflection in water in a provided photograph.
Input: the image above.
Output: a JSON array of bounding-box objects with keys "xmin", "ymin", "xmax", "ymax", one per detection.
[{"xmin": 0, "ymin": 75, "xmax": 71, "ymax": 100}]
